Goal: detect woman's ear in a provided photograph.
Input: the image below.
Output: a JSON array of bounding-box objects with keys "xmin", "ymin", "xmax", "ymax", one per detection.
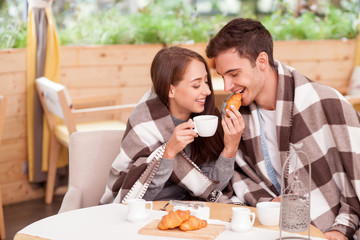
[
  {"xmin": 168, "ymin": 85, "xmax": 175, "ymax": 98},
  {"xmin": 256, "ymin": 52, "xmax": 268, "ymax": 70}
]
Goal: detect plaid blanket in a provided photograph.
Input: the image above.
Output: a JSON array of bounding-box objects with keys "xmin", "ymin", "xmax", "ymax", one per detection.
[
  {"xmin": 224, "ymin": 61, "xmax": 360, "ymax": 238},
  {"xmin": 100, "ymin": 90, "xmax": 218, "ymax": 204}
]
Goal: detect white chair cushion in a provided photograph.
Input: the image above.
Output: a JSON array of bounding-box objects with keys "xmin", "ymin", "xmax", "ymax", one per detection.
[{"xmin": 58, "ymin": 130, "xmax": 124, "ymax": 213}]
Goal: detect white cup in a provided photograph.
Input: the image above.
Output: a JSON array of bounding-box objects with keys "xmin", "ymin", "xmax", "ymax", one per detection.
[
  {"xmin": 193, "ymin": 115, "xmax": 218, "ymax": 137},
  {"xmin": 230, "ymin": 207, "xmax": 255, "ymax": 233},
  {"xmin": 256, "ymin": 202, "xmax": 281, "ymax": 226},
  {"xmin": 126, "ymin": 199, "xmax": 153, "ymax": 223}
]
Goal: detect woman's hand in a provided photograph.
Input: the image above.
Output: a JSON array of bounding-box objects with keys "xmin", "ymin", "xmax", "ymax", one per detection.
[
  {"xmin": 221, "ymin": 105, "xmax": 244, "ymax": 158},
  {"xmin": 163, "ymin": 119, "xmax": 198, "ymax": 159}
]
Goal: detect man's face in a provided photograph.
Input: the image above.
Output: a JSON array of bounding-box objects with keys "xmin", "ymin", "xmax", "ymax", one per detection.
[{"xmin": 214, "ymin": 48, "xmax": 265, "ymax": 107}]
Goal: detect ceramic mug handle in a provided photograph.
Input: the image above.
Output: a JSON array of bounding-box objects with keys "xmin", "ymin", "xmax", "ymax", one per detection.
[
  {"xmin": 192, "ymin": 121, "xmax": 198, "ymax": 134},
  {"xmin": 250, "ymin": 212, "xmax": 255, "ymax": 226},
  {"xmin": 145, "ymin": 201, "xmax": 153, "ymax": 216}
]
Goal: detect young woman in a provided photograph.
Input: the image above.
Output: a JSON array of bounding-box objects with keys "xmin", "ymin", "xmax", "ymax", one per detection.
[{"xmin": 100, "ymin": 46, "xmax": 243, "ymax": 204}]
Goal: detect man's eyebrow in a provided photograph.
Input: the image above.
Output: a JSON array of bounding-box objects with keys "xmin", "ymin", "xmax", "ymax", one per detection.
[{"xmin": 217, "ymin": 68, "xmax": 240, "ymax": 76}]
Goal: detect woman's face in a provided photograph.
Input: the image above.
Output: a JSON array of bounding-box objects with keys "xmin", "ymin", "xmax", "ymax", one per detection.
[{"xmin": 168, "ymin": 59, "xmax": 211, "ymax": 120}]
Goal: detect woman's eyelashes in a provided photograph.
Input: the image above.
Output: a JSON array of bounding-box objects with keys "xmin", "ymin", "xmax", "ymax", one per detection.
[
  {"xmin": 193, "ymin": 81, "xmax": 209, "ymax": 89},
  {"xmin": 192, "ymin": 75, "xmax": 209, "ymax": 89}
]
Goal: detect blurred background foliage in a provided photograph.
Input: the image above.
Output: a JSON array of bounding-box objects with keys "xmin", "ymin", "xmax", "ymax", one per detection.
[{"xmin": 0, "ymin": 0, "xmax": 358, "ymax": 49}]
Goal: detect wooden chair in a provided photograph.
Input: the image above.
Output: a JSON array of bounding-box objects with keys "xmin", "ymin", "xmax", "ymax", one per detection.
[
  {"xmin": 35, "ymin": 77, "xmax": 136, "ymax": 204},
  {"xmin": 0, "ymin": 96, "xmax": 7, "ymax": 240},
  {"xmin": 58, "ymin": 130, "xmax": 124, "ymax": 213}
]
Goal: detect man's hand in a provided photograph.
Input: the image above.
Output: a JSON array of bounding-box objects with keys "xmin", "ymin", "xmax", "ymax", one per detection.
[
  {"xmin": 271, "ymin": 196, "xmax": 281, "ymax": 202},
  {"xmin": 221, "ymin": 105, "xmax": 244, "ymax": 158},
  {"xmin": 324, "ymin": 230, "xmax": 348, "ymax": 240}
]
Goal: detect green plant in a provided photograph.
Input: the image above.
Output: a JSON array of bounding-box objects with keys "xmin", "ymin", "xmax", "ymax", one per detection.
[
  {"xmin": 0, "ymin": 13, "xmax": 27, "ymax": 49},
  {"xmin": 0, "ymin": 0, "xmax": 358, "ymax": 49},
  {"xmin": 58, "ymin": 8, "xmax": 134, "ymax": 45},
  {"xmin": 57, "ymin": 0, "xmax": 228, "ymax": 46},
  {"xmin": 262, "ymin": 1, "xmax": 359, "ymax": 40}
]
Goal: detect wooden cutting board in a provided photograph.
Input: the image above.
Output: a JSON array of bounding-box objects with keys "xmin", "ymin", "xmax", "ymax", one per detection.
[{"xmin": 139, "ymin": 220, "xmax": 226, "ymax": 240}]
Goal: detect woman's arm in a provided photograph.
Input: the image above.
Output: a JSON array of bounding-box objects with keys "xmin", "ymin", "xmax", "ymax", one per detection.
[
  {"xmin": 143, "ymin": 120, "xmax": 198, "ymax": 200},
  {"xmin": 200, "ymin": 154, "xmax": 235, "ymax": 191},
  {"xmin": 142, "ymin": 157, "xmax": 174, "ymax": 200}
]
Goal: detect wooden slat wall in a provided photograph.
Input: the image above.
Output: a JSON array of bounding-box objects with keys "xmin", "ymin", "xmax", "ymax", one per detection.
[
  {"xmin": 60, "ymin": 44, "xmax": 163, "ymax": 123},
  {"xmin": 0, "ymin": 39, "xmax": 355, "ymax": 205},
  {"xmin": 274, "ymin": 39, "xmax": 356, "ymax": 94},
  {"xmin": 0, "ymin": 49, "xmax": 44, "ymax": 204}
]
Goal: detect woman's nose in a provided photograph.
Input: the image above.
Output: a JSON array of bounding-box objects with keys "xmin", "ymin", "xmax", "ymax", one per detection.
[{"xmin": 202, "ymin": 83, "xmax": 211, "ymax": 95}]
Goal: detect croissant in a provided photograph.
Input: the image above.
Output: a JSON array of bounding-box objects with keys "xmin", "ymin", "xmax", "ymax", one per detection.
[
  {"xmin": 179, "ymin": 215, "xmax": 207, "ymax": 231},
  {"xmin": 225, "ymin": 93, "xmax": 242, "ymax": 117},
  {"xmin": 158, "ymin": 210, "xmax": 190, "ymax": 230}
]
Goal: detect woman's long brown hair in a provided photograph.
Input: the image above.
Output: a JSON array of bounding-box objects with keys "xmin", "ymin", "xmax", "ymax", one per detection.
[{"xmin": 151, "ymin": 46, "xmax": 224, "ymax": 166}]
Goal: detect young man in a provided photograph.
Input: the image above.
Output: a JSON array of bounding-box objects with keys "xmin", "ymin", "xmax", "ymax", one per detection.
[{"xmin": 206, "ymin": 18, "xmax": 360, "ymax": 240}]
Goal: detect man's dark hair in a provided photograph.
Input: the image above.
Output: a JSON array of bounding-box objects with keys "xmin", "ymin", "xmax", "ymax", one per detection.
[{"xmin": 206, "ymin": 18, "xmax": 275, "ymax": 69}]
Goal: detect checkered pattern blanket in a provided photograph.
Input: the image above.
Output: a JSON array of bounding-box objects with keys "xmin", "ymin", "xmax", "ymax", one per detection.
[
  {"xmin": 100, "ymin": 90, "xmax": 218, "ymax": 204},
  {"xmin": 224, "ymin": 61, "xmax": 360, "ymax": 238}
]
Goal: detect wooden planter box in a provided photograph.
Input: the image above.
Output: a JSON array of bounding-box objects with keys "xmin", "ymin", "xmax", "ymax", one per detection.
[
  {"xmin": 274, "ymin": 39, "xmax": 355, "ymax": 94},
  {"xmin": 0, "ymin": 39, "xmax": 356, "ymax": 205}
]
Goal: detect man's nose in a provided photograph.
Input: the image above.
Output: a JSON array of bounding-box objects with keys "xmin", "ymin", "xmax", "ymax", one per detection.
[{"xmin": 223, "ymin": 77, "xmax": 233, "ymax": 92}]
